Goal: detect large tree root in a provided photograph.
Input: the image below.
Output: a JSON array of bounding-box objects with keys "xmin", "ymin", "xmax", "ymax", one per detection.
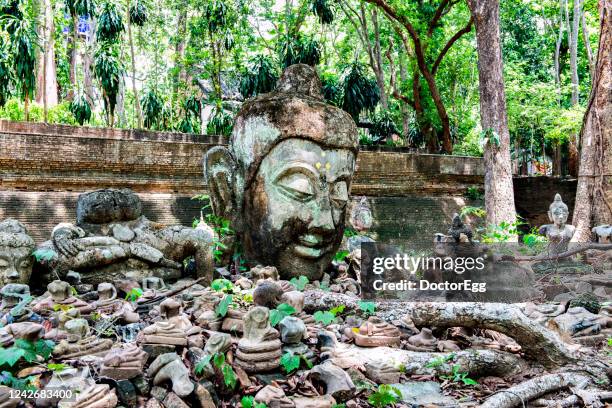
[
  {"xmin": 304, "ymin": 291, "xmax": 576, "ymax": 368},
  {"xmin": 479, "ymin": 372, "xmax": 592, "ymax": 408},
  {"xmin": 320, "ymin": 338, "xmax": 527, "ymax": 378},
  {"xmin": 385, "ymin": 302, "xmax": 577, "ymax": 368}
]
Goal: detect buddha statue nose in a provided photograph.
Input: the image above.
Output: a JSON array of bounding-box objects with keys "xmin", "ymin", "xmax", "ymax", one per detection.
[
  {"xmin": 6, "ymin": 266, "xmax": 19, "ymax": 279},
  {"xmin": 309, "ymin": 201, "xmax": 335, "ymax": 234}
]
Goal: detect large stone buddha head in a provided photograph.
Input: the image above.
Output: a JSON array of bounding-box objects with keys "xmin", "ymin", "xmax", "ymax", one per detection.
[
  {"xmin": 204, "ymin": 64, "xmax": 358, "ymax": 280},
  {"xmin": 0, "ymin": 219, "xmax": 35, "ymax": 286}
]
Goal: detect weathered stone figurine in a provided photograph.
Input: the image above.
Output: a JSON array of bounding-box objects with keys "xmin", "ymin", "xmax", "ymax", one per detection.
[
  {"xmin": 35, "ymin": 188, "xmax": 215, "ymax": 285},
  {"xmin": 534, "ymin": 193, "xmax": 593, "ymax": 274},
  {"xmin": 0, "ymin": 219, "xmax": 35, "ymax": 286},
  {"xmin": 205, "ymin": 64, "xmax": 359, "ymax": 280}
]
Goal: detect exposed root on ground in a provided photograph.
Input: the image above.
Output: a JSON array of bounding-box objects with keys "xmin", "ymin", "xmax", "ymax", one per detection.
[
  {"xmin": 305, "ymin": 291, "xmax": 577, "ymax": 368},
  {"xmin": 479, "ymin": 372, "xmax": 607, "ymax": 408}
]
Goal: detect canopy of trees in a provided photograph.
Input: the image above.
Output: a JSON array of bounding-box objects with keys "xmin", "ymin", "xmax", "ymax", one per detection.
[{"xmin": 0, "ymin": 0, "xmax": 602, "ymax": 175}]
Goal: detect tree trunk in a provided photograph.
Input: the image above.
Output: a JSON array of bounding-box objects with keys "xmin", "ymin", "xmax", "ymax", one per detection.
[
  {"xmin": 553, "ymin": 142, "xmax": 562, "ymax": 176},
  {"xmin": 371, "ymin": 8, "xmax": 388, "ymax": 109},
  {"xmin": 581, "ymin": 11, "xmax": 595, "ymax": 80},
  {"xmin": 35, "ymin": 0, "xmax": 58, "ymax": 109},
  {"xmin": 173, "ymin": 5, "xmax": 188, "ymax": 98},
  {"xmin": 83, "ymin": 18, "xmax": 96, "ymax": 106},
  {"xmin": 554, "ymin": 0, "xmax": 566, "ymax": 86},
  {"xmin": 468, "ymin": 0, "xmax": 517, "ymax": 229},
  {"xmin": 570, "ymin": 0, "xmax": 581, "ymax": 105},
  {"xmin": 568, "ymin": 0, "xmax": 582, "ymax": 176},
  {"xmin": 126, "ymin": 0, "xmax": 142, "ymax": 128},
  {"xmin": 67, "ymin": 14, "xmax": 78, "ymax": 101},
  {"xmin": 572, "ymin": 0, "xmax": 611, "ymax": 242},
  {"xmin": 399, "ymin": 57, "xmax": 410, "ymax": 137}
]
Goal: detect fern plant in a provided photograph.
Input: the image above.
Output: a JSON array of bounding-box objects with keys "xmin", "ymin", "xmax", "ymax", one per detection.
[
  {"xmin": 93, "ymin": 41, "xmax": 123, "ymax": 125},
  {"xmin": 240, "ymin": 55, "xmax": 278, "ymax": 98},
  {"xmin": 65, "ymin": 0, "xmax": 96, "ymax": 17},
  {"xmin": 129, "ymin": 1, "xmax": 147, "ymax": 26},
  {"xmin": 6, "ymin": 17, "xmax": 38, "ymax": 120},
  {"xmin": 311, "ymin": 0, "xmax": 333, "ymax": 24},
  {"xmin": 281, "ymin": 36, "xmax": 321, "ymax": 67},
  {"xmin": 96, "ymin": 2, "xmax": 124, "ymax": 41},
  {"xmin": 206, "ymin": 106, "xmax": 233, "ymax": 136},
  {"xmin": 321, "ymin": 73, "xmax": 341, "ymax": 106},
  {"xmin": 370, "ymin": 110, "xmax": 399, "ymax": 143},
  {"xmin": 69, "ymin": 94, "xmax": 92, "ymax": 125},
  {"xmin": 341, "ymin": 62, "xmax": 380, "ymax": 120},
  {"xmin": 0, "ymin": 44, "xmax": 12, "ymax": 107},
  {"xmin": 141, "ymin": 89, "xmax": 163, "ymax": 129}
]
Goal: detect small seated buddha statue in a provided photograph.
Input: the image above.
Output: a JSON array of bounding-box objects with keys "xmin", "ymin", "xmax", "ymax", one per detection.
[
  {"xmin": 93, "ymin": 283, "xmax": 139, "ymax": 324},
  {"xmin": 0, "ymin": 322, "xmax": 45, "ymax": 346},
  {"xmin": 100, "ymin": 343, "xmax": 148, "ymax": 380},
  {"xmin": 279, "ymin": 316, "xmax": 315, "ymax": 365},
  {"xmin": 0, "ymin": 284, "xmax": 42, "ymax": 325},
  {"xmin": 353, "ymin": 316, "xmax": 401, "ymax": 347},
  {"xmin": 532, "ymin": 194, "xmax": 594, "ymax": 274},
  {"xmin": 32, "ymin": 280, "xmax": 93, "ymax": 316},
  {"xmin": 281, "ymin": 291, "xmax": 318, "ymax": 338},
  {"xmin": 159, "ymin": 298, "xmax": 202, "ymax": 347},
  {"xmin": 44, "ymin": 308, "xmax": 80, "ymax": 340},
  {"xmin": 235, "ymin": 306, "xmax": 282, "ymax": 373},
  {"xmin": 58, "ymin": 383, "xmax": 118, "ymax": 408},
  {"xmin": 53, "ymin": 318, "xmax": 113, "ymax": 359}
]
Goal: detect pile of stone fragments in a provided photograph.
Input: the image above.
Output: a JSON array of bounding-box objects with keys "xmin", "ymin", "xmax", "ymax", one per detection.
[{"xmin": 0, "ymin": 259, "xmax": 609, "ymax": 407}]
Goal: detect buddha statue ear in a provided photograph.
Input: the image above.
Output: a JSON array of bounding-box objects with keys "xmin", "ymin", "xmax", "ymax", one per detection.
[{"xmin": 204, "ymin": 146, "xmax": 240, "ymax": 229}]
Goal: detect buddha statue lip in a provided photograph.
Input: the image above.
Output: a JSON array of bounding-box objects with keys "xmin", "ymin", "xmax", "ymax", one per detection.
[{"xmin": 295, "ymin": 233, "xmax": 332, "ymax": 259}]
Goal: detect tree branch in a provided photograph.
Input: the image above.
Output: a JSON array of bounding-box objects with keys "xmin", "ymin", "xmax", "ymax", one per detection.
[
  {"xmin": 501, "ymin": 243, "xmax": 612, "ymax": 262},
  {"xmin": 432, "ymin": 16, "xmax": 474, "ymax": 75},
  {"xmin": 427, "ymin": 0, "xmax": 451, "ymax": 36},
  {"xmin": 385, "ymin": 41, "xmax": 415, "ymax": 108}
]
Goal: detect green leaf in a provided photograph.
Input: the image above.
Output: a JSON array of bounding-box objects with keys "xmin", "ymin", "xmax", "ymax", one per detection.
[
  {"xmin": 358, "ymin": 301, "xmax": 376, "ymax": 315},
  {"xmin": 221, "ymin": 363, "xmax": 237, "ymax": 389},
  {"xmin": 329, "ymin": 305, "xmax": 345, "ymax": 316},
  {"xmin": 462, "ymin": 377, "xmax": 479, "ymax": 386},
  {"xmin": 241, "ymin": 396, "xmax": 255, "ymax": 408},
  {"xmin": 289, "ymin": 276, "xmax": 309, "ymax": 291},
  {"xmin": 47, "ymin": 363, "xmax": 67, "ymax": 372},
  {"xmin": 313, "ymin": 311, "xmax": 336, "ymax": 325},
  {"xmin": 34, "ymin": 339, "xmax": 55, "ymax": 360},
  {"xmin": 125, "ymin": 288, "xmax": 143, "ymax": 302},
  {"xmin": 215, "ymin": 295, "xmax": 233, "ymax": 317},
  {"xmin": 0, "ymin": 347, "xmax": 25, "ymax": 367},
  {"xmin": 213, "ymin": 352, "xmax": 225, "ymax": 368},
  {"xmin": 32, "ymin": 248, "xmax": 56, "ymax": 262},
  {"xmin": 195, "ymin": 355, "xmax": 213, "ymax": 375},
  {"xmin": 280, "ymin": 352, "xmax": 300, "ymax": 373},
  {"xmin": 333, "ymin": 250, "xmax": 349, "ymax": 262},
  {"xmin": 367, "ymin": 384, "xmax": 402, "ymax": 408},
  {"xmin": 211, "ymin": 279, "xmax": 233, "ymax": 293},
  {"xmin": 276, "ymin": 303, "xmax": 296, "ymax": 315}
]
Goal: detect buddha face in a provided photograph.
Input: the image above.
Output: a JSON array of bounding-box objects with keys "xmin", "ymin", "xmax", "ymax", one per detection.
[
  {"xmin": 549, "ymin": 205, "xmax": 568, "ymax": 227},
  {"xmin": 0, "ymin": 246, "xmax": 33, "ymax": 286},
  {"xmin": 243, "ymin": 139, "xmax": 355, "ymax": 280}
]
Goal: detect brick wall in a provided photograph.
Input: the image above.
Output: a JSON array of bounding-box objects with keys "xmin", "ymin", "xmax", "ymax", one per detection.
[{"xmin": 5, "ymin": 120, "xmax": 568, "ymax": 245}]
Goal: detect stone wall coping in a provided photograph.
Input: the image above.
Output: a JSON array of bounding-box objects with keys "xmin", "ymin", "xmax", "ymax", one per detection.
[
  {"xmin": 0, "ymin": 120, "xmax": 227, "ymax": 145},
  {"xmin": 0, "ymin": 120, "xmax": 483, "ymax": 173}
]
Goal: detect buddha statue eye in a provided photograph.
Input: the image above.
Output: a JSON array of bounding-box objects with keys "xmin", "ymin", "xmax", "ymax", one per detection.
[
  {"xmin": 0, "ymin": 259, "xmax": 8, "ymax": 268},
  {"xmin": 276, "ymin": 172, "xmax": 315, "ymax": 201},
  {"xmin": 330, "ymin": 181, "xmax": 348, "ymax": 207}
]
